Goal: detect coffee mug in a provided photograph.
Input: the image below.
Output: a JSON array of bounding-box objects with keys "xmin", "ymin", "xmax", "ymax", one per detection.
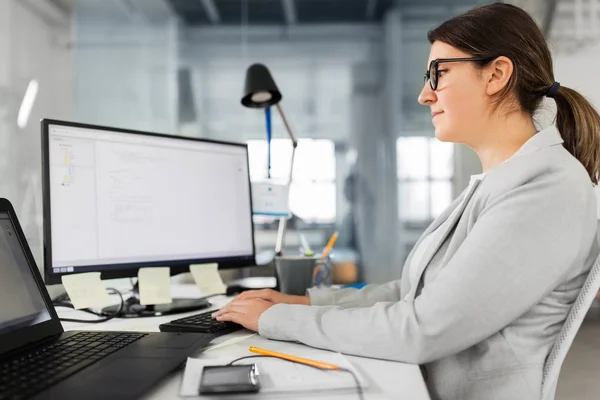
[{"xmin": 274, "ymin": 255, "xmax": 332, "ymax": 295}]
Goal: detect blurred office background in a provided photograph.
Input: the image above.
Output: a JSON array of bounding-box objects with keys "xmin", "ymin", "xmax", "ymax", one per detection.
[
  {"xmin": 3, "ymin": 0, "xmax": 600, "ymax": 283},
  {"xmin": 2, "ymin": 0, "xmax": 600, "ymax": 397}
]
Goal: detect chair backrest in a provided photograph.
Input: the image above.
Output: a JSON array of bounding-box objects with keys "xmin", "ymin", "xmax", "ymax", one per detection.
[{"xmin": 541, "ymin": 251, "xmax": 600, "ymax": 400}]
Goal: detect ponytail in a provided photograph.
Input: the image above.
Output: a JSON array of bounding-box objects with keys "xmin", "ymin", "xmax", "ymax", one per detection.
[{"xmin": 554, "ymin": 86, "xmax": 600, "ymax": 185}]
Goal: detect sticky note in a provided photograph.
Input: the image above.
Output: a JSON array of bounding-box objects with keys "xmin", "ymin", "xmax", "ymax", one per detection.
[
  {"xmin": 61, "ymin": 272, "xmax": 111, "ymax": 310},
  {"xmin": 190, "ymin": 263, "xmax": 226, "ymax": 296},
  {"xmin": 138, "ymin": 267, "xmax": 172, "ymax": 305}
]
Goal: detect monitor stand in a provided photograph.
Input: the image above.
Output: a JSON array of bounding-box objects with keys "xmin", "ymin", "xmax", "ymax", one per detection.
[{"xmin": 101, "ymin": 280, "xmax": 211, "ymax": 318}]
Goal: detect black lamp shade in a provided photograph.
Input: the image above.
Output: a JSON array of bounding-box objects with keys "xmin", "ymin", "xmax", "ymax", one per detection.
[{"xmin": 241, "ymin": 63, "xmax": 282, "ymax": 108}]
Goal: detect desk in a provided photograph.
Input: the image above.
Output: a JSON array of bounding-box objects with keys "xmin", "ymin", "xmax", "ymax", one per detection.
[{"xmin": 59, "ymin": 284, "xmax": 430, "ymax": 400}]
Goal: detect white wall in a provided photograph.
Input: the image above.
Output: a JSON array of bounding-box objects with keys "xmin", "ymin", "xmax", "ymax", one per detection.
[
  {"xmin": 0, "ymin": 0, "xmax": 73, "ymax": 263},
  {"xmin": 0, "ymin": 0, "xmax": 74, "ymax": 297}
]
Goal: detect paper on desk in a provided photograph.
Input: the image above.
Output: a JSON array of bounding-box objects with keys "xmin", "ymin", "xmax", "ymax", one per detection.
[
  {"xmin": 204, "ymin": 332, "xmax": 256, "ymax": 352},
  {"xmin": 180, "ymin": 352, "xmax": 368, "ymax": 397},
  {"xmin": 61, "ymin": 272, "xmax": 111, "ymax": 310},
  {"xmin": 138, "ymin": 267, "xmax": 172, "ymax": 305},
  {"xmin": 190, "ymin": 263, "xmax": 226, "ymax": 296}
]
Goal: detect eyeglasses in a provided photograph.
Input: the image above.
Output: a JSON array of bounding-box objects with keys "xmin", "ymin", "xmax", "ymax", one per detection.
[{"xmin": 424, "ymin": 57, "xmax": 495, "ymax": 90}]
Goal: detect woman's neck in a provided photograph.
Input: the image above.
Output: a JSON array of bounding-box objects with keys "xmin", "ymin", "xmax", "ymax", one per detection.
[{"xmin": 471, "ymin": 111, "xmax": 537, "ymax": 172}]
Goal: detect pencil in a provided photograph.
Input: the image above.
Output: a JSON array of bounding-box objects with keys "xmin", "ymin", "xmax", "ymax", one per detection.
[
  {"xmin": 249, "ymin": 346, "xmax": 339, "ymax": 370},
  {"xmin": 313, "ymin": 231, "xmax": 339, "ymax": 280},
  {"xmin": 319, "ymin": 231, "xmax": 339, "ymax": 264}
]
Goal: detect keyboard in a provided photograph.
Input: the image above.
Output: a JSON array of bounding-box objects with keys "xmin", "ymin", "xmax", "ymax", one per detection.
[
  {"xmin": 0, "ymin": 331, "xmax": 147, "ymax": 400},
  {"xmin": 159, "ymin": 310, "xmax": 243, "ymax": 336}
]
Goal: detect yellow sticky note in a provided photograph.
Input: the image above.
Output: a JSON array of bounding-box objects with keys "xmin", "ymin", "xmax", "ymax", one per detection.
[
  {"xmin": 138, "ymin": 267, "xmax": 172, "ymax": 305},
  {"xmin": 61, "ymin": 272, "xmax": 111, "ymax": 310},
  {"xmin": 190, "ymin": 263, "xmax": 226, "ymax": 296}
]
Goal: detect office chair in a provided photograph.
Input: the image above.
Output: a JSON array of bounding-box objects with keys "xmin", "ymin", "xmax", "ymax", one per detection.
[{"xmin": 541, "ymin": 249, "xmax": 600, "ymax": 400}]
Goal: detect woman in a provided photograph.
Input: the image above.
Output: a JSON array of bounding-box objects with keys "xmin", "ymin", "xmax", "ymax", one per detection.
[{"xmin": 214, "ymin": 4, "xmax": 600, "ymax": 399}]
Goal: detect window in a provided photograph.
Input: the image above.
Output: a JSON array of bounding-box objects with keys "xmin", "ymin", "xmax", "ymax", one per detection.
[
  {"xmin": 397, "ymin": 137, "xmax": 454, "ymax": 223},
  {"xmin": 247, "ymin": 139, "xmax": 336, "ymax": 225}
]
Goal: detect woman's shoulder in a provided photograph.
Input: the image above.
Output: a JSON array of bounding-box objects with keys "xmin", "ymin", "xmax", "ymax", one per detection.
[
  {"xmin": 470, "ymin": 144, "xmax": 597, "ymax": 228},
  {"xmin": 483, "ymin": 143, "xmax": 594, "ymax": 199}
]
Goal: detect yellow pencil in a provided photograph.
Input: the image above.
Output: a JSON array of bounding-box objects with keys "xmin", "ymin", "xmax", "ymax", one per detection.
[
  {"xmin": 313, "ymin": 231, "xmax": 339, "ymax": 280},
  {"xmin": 249, "ymin": 346, "xmax": 339, "ymax": 370}
]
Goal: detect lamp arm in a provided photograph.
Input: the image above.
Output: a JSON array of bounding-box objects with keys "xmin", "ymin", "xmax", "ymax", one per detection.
[
  {"xmin": 274, "ymin": 103, "xmax": 298, "ymax": 256},
  {"xmin": 275, "ymin": 103, "xmax": 298, "ymax": 150}
]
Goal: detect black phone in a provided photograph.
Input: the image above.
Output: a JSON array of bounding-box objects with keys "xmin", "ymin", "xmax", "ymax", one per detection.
[{"xmin": 199, "ymin": 364, "xmax": 261, "ymax": 395}]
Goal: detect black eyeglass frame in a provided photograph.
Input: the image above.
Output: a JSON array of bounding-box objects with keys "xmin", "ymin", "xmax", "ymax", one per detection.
[{"xmin": 424, "ymin": 57, "xmax": 496, "ymax": 90}]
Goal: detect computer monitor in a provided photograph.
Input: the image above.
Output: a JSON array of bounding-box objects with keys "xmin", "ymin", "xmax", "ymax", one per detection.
[{"xmin": 41, "ymin": 119, "xmax": 256, "ymax": 316}]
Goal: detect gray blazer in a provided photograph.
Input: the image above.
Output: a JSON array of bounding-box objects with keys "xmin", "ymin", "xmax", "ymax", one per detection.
[{"xmin": 258, "ymin": 125, "xmax": 599, "ymax": 400}]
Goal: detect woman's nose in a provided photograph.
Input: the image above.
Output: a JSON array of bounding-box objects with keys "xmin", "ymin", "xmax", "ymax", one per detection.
[{"xmin": 418, "ymin": 82, "xmax": 436, "ymax": 105}]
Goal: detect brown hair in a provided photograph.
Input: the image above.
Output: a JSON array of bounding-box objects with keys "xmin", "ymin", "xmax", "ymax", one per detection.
[{"xmin": 428, "ymin": 3, "xmax": 600, "ymax": 184}]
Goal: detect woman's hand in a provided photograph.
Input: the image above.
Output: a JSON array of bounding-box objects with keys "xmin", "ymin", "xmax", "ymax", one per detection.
[
  {"xmin": 212, "ymin": 299, "xmax": 274, "ymax": 332},
  {"xmin": 235, "ymin": 289, "xmax": 310, "ymax": 306}
]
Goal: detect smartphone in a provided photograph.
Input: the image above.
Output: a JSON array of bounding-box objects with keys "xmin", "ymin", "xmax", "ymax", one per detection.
[{"xmin": 199, "ymin": 364, "xmax": 261, "ymax": 395}]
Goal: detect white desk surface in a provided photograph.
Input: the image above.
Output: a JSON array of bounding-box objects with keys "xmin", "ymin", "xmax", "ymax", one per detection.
[{"xmin": 58, "ymin": 284, "xmax": 430, "ymax": 400}]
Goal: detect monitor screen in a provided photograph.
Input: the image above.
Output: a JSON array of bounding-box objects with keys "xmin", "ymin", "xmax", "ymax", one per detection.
[
  {"xmin": 0, "ymin": 212, "xmax": 52, "ymax": 334},
  {"xmin": 43, "ymin": 121, "xmax": 255, "ymax": 283}
]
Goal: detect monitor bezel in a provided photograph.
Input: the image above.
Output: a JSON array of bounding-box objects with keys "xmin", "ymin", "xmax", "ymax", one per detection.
[{"xmin": 41, "ymin": 119, "xmax": 257, "ymax": 286}]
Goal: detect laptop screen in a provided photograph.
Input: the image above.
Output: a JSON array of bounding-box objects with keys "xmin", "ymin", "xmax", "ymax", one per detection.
[{"xmin": 0, "ymin": 212, "xmax": 51, "ymax": 334}]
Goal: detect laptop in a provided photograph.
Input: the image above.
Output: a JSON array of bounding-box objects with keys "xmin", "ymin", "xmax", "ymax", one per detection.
[{"xmin": 0, "ymin": 198, "xmax": 215, "ymax": 399}]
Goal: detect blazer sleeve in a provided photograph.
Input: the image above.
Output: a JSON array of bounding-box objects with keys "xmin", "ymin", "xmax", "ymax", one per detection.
[
  {"xmin": 307, "ymin": 281, "xmax": 403, "ymax": 308},
  {"xmin": 258, "ymin": 179, "xmax": 597, "ymax": 364}
]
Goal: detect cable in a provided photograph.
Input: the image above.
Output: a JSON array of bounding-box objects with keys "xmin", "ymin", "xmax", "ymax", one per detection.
[
  {"xmin": 55, "ymin": 288, "xmax": 123, "ymax": 323},
  {"xmin": 53, "ymin": 288, "xmax": 125, "ymax": 324},
  {"xmin": 337, "ymin": 367, "xmax": 363, "ymax": 400},
  {"xmin": 227, "ymin": 355, "xmax": 363, "ymax": 400},
  {"xmin": 54, "ymin": 303, "xmax": 105, "ymax": 317},
  {"xmin": 54, "ymin": 285, "xmax": 220, "ymax": 320}
]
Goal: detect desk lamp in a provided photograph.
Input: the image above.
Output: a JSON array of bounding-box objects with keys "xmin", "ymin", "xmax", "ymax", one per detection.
[{"xmin": 241, "ymin": 63, "xmax": 298, "ymax": 256}]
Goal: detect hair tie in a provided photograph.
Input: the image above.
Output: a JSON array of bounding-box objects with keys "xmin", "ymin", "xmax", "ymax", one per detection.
[{"xmin": 546, "ymin": 81, "xmax": 560, "ymax": 98}]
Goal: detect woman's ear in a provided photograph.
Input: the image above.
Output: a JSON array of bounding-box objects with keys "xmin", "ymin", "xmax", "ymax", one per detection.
[{"xmin": 485, "ymin": 56, "xmax": 514, "ymax": 96}]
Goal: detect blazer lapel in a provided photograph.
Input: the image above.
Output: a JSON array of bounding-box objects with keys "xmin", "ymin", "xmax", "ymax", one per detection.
[
  {"xmin": 407, "ymin": 179, "xmax": 482, "ymax": 296},
  {"xmin": 400, "ymin": 189, "xmax": 468, "ymax": 296}
]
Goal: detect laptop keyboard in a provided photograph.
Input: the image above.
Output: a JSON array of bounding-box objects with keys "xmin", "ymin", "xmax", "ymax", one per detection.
[
  {"xmin": 160, "ymin": 310, "xmax": 242, "ymax": 336},
  {"xmin": 0, "ymin": 331, "xmax": 148, "ymax": 400}
]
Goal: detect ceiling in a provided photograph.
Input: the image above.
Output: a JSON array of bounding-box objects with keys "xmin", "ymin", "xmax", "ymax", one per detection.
[
  {"xmin": 43, "ymin": 0, "xmax": 558, "ymax": 32},
  {"xmin": 52, "ymin": 0, "xmax": 554, "ymax": 30},
  {"xmin": 166, "ymin": 0, "xmax": 453, "ymax": 26}
]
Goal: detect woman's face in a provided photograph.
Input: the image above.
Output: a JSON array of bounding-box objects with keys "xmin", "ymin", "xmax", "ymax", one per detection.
[{"xmin": 418, "ymin": 41, "xmax": 489, "ymax": 144}]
